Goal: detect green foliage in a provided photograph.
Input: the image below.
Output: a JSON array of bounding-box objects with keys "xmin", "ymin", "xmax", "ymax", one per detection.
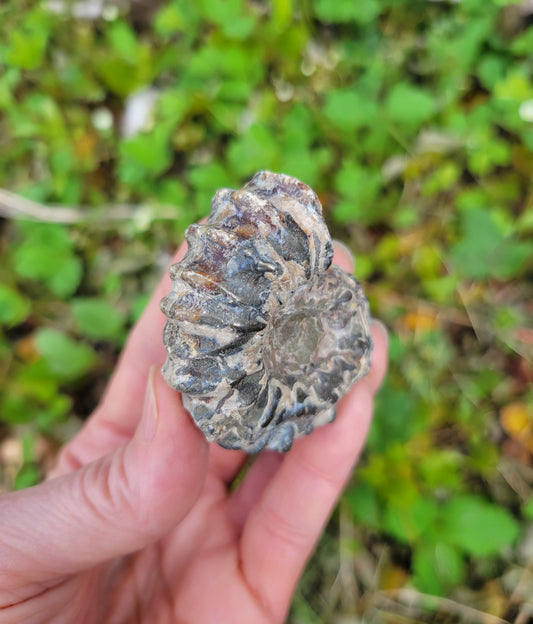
[
  {"xmin": 413, "ymin": 542, "xmax": 465, "ymax": 595},
  {"xmin": 72, "ymin": 299, "xmax": 125, "ymax": 342},
  {"xmin": 94, "ymin": 19, "xmax": 157, "ymax": 96},
  {"xmin": 0, "ymin": 284, "xmax": 30, "ymax": 326},
  {"xmin": 35, "ymin": 329, "xmax": 97, "ymax": 381},
  {"xmin": 324, "ymin": 89, "xmax": 379, "ymax": 132},
  {"xmin": 120, "ymin": 123, "xmax": 174, "ymax": 178},
  {"xmin": 228, "ymin": 124, "xmax": 279, "ymax": 177},
  {"xmin": 440, "ymin": 495, "xmax": 520, "ymax": 557},
  {"xmin": 313, "ymin": 0, "xmax": 380, "ymax": 24},
  {"xmin": 14, "ymin": 433, "xmax": 41, "ymax": 489},
  {"xmin": 385, "ymin": 84, "xmax": 435, "ymax": 128},
  {"xmin": 450, "ymin": 208, "xmax": 533, "ymax": 280},
  {"xmin": 368, "ymin": 382, "xmax": 424, "ymax": 453},
  {"xmin": 522, "ymin": 497, "xmax": 533, "ymax": 519},
  {"xmin": 5, "ymin": 7, "xmax": 50, "ymax": 70},
  {"xmin": 13, "ymin": 223, "xmax": 82, "ymax": 298},
  {"xmin": 333, "ymin": 162, "xmax": 382, "ymax": 223},
  {"xmin": 1, "ymin": 0, "xmax": 532, "ymax": 619}
]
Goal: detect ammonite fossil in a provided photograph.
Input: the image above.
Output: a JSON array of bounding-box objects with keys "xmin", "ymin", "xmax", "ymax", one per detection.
[{"xmin": 161, "ymin": 171, "xmax": 373, "ymax": 453}]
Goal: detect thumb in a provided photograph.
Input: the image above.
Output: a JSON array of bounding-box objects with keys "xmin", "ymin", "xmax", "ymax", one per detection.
[{"xmin": 0, "ymin": 368, "xmax": 209, "ymax": 588}]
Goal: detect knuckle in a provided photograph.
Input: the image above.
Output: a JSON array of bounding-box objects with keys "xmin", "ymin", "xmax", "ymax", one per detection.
[
  {"xmin": 76, "ymin": 449, "xmax": 144, "ymax": 534},
  {"xmin": 257, "ymin": 502, "xmax": 311, "ymax": 552}
]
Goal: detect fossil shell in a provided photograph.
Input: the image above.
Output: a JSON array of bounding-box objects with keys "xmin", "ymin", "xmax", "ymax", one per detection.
[{"xmin": 161, "ymin": 171, "xmax": 372, "ymax": 453}]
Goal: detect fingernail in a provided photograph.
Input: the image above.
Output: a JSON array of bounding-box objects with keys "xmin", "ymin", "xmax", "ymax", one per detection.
[
  {"xmin": 332, "ymin": 240, "xmax": 355, "ymax": 262},
  {"xmin": 141, "ymin": 367, "xmax": 159, "ymax": 443}
]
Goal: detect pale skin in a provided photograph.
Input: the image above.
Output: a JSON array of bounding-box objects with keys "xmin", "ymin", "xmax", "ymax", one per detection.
[{"xmin": 0, "ymin": 239, "xmax": 388, "ymax": 624}]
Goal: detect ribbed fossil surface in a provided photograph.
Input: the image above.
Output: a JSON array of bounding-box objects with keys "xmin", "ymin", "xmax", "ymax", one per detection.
[{"xmin": 161, "ymin": 171, "xmax": 372, "ymax": 453}]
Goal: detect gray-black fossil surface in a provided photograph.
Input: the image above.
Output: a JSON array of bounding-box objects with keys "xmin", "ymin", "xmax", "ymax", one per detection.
[{"xmin": 161, "ymin": 171, "xmax": 373, "ymax": 453}]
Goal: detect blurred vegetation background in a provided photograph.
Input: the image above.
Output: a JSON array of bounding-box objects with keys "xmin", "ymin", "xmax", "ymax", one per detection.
[{"xmin": 0, "ymin": 0, "xmax": 532, "ymax": 621}]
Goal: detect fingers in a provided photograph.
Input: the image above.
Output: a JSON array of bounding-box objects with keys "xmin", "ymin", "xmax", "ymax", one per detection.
[
  {"xmin": 208, "ymin": 446, "xmax": 247, "ymax": 484},
  {"xmin": 52, "ymin": 242, "xmax": 189, "ymax": 476},
  {"xmin": 0, "ymin": 370, "xmax": 208, "ymax": 594},
  {"xmin": 239, "ymin": 321, "xmax": 388, "ymax": 623},
  {"xmin": 229, "ymin": 452, "xmax": 284, "ymax": 530},
  {"xmin": 52, "ymin": 238, "xmax": 356, "ymax": 482},
  {"xmin": 332, "ymin": 240, "xmax": 354, "ymax": 273}
]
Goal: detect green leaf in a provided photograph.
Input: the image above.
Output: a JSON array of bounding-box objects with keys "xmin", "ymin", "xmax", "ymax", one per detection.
[
  {"xmin": 131, "ymin": 294, "xmax": 150, "ymax": 323},
  {"xmin": 0, "ymin": 284, "xmax": 30, "ymax": 326},
  {"xmin": 35, "ymin": 329, "xmax": 96, "ymax": 381},
  {"xmin": 223, "ymin": 16, "xmax": 255, "ymax": 40},
  {"xmin": 385, "ymin": 83, "xmax": 435, "ymax": 127},
  {"xmin": 227, "ymin": 124, "xmax": 279, "ymax": 176},
  {"xmin": 189, "ymin": 162, "xmax": 234, "ymax": 192},
  {"xmin": 440, "ymin": 495, "xmax": 520, "ymax": 556},
  {"xmin": 0, "ymin": 67, "xmax": 20, "ymax": 109},
  {"xmin": 7, "ymin": 28, "xmax": 48, "ymax": 70},
  {"xmin": 422, "ymin": 161, "xmax": 461, "ymax": 196},
  {"xmin": 47, "ymin": 257, "xmax": 83, "ymax": 299},
  {"xmin": 477, "ymin": 54, "xmax": 507, "ymax": 90},
  {"xmin": 155, "ymin": 178, "xmax": 187, "ymax": 207},
  {"xmin": 35, "ymin": 394, "xmax": 72, "ymax": 430},
  {"xmin": 108, "ymin": 21, "xmax": 139, "ymax": 59},
  {"xmin": 13, "ymin": 223, "xmax": 82, "ymax": 298},
  {"xmin": 199, "ymin": 0, "xmax": 255, "ymax": 39},
  {"xmin": 271, "ymin": 0, "xmax": 293, "ymax": 31},
  {"xmin": 511, "ymin": 25, "xmax": 533, "ymax": 56},
  {"xmin": 14, "ymin": 433, "xmax": 41, "ymax": 488},
  {"xmin": 72, "ymin": 299, "xmax": 125, "ymax": 341},
  {"xmin": 281, "ymin": 105, "xmax": 314, "ymax": 145},
  {"xmin": 154, "ymin": 2, "xmax": 185, "ymax": 36},
  {"xmin": 522, "ymin": 497, "xmax": 533, "ymax": 520},
  {"xmin": 419, "ymin": 450, "xmax": 463, "ymax": 491},
  {"xmin": 95, "ymin": 58, "xmax": 143, "ymax": 97},
  {"xmin": 15, "ymin": 463, "xmax": 41, "ymax": 490},
  {"xmin": 345, "ymin": 483, "xmax": 381, "ymax": 529},
  {"xmin": 359, "ymin": 444, "xmax": 419, "ymax": 507},
  {"xmin": 494, "ymin": 71, "xmax": 533, "ymax": 102},
  {"xmin": 157, "ymin": 89, "xmax": 188, "ymax": 125},
  {"xmin": 324, "ymin": 89, "xmax": 378, "ymax": 132},
  {"xmin": 313, "ymin": 0, "xmax": 380, "ymax": 24},
  {"xmin": 120, "ymin": 123, "xmax": 174, "ymax": 175},
  {"xmin": 15, "ymin": 360, "xmax": 60, "ymax": 403},
  {"xmin": 153, "ymin": 2, "xmax": 201, "ymax": 37},
  {"xmin": 449, "ymin": 208, "xmax": 533, "ymax": 280},
  {"xmin": 333, "ymin": 161, "xmax": 382, "ymax": 223},
  {"xmin": 279, "ymin": 105, "xmax": 330, "ymax": 184},
  {"xmin": 368, "ymin": 382, "xmax": 424, "ymax": 452},
  {"xmin": 413, "ymin": 542, "xmax": 465, "ymax": 595},
  {"xmin": 383, "ymin": 498, "xmax": 440, "ymax": 544},
  {"xmin": 278, "ymin": 148, "xmax": 330, "ymax": 189}
]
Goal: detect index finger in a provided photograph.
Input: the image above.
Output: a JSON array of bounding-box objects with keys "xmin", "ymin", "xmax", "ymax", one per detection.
[{"xmin": 52, "ymin": 241, "xmax": 187, "ymax": 473}]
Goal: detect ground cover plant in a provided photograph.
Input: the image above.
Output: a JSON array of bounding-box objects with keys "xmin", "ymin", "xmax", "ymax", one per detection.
[{"xmin": 0, "ymin": 0, "xmax": 532, "ymax": 621}]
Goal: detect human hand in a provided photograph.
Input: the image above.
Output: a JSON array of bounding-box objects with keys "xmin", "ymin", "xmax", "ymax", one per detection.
[{"xmin": 0, "ymin": 240, "xmax": 388, "ymax": 624}]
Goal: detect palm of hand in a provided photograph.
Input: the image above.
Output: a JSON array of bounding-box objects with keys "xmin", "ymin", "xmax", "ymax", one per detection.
[
  {"xmin": 62, "ymin": 465, "xmax": 281, "ymax": 623},
  {"xmin": 0, "ymin": 244, "xmax": 387, "ymax": 624}
]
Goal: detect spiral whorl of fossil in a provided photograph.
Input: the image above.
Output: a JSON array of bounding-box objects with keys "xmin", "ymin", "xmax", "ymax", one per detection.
[{"xmin": 161, "ymin": 171, "xmax": 372, "ymax": 453}]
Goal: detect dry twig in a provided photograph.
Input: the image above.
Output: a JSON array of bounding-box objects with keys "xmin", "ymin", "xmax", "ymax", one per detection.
[
  {"xmin": 377, "ymin": 588, "xmax": 511, "ymax": 624},
  {"xmin": 0, "ymin": 188, "xmax": 178, "ymax": 224}
]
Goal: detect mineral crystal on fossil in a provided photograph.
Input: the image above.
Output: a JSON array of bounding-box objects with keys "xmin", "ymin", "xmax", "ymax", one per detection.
[{"xmin": 161, "ymin": 171, "xmax": 373, "ymax": 453}]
